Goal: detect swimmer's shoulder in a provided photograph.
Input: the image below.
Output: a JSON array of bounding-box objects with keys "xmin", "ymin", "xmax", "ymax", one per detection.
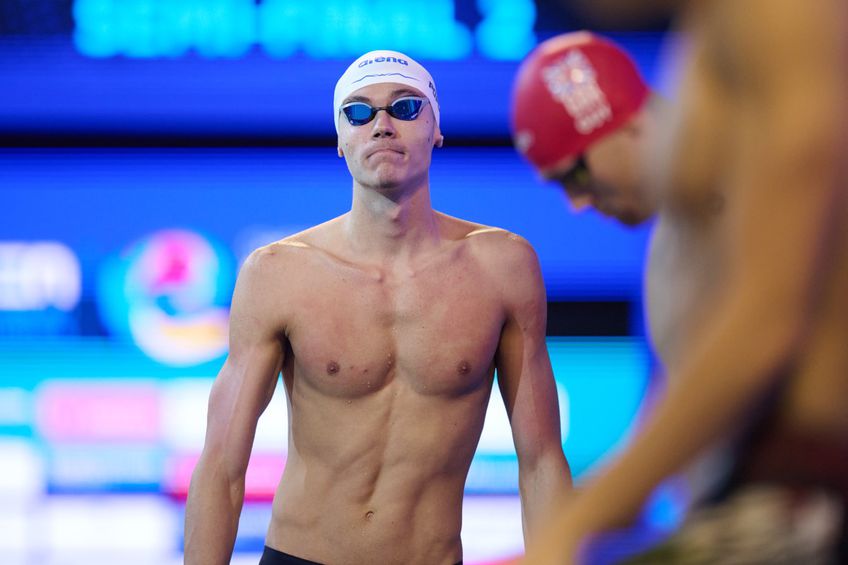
[
  {"xmin": 438, "ymin": 212, "xmax": 540, "ymax": 274},
  {"xmin": 242, "ymin": 216, "xmax": 346, "ymax": 274}
]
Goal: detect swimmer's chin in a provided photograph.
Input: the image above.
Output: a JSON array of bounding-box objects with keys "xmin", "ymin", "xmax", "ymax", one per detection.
[
  {"xmin": 359, "ymin": 175, "xmax": 406, "ymax": 192},
  {"xmin": 596, "ymin": 206, "xmax": 651, "ymax": 227},
  {"xmin": 615, "ymin": 211, "xmax": 652, "ymax": 227}
]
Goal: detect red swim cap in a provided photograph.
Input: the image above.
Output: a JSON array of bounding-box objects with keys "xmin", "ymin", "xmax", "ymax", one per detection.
[{"xmin": 511, "ymin": 32, "xmax": 649, "ymax": 172}]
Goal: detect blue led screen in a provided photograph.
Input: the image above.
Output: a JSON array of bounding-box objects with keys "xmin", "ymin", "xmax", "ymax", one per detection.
[{"xmin": 0, "ymin": 0, "xmax": 670, "ymax": 138}]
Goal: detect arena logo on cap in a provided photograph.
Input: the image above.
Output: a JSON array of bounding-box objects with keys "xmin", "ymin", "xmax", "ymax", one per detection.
[
  {"xmin": 542, "ymin": 49, "xmax": 612, "ymax": 134},
  {"xmin": 428, "ymin": 80, "xmax": 438, "ymax": 103},
  {"xmin": 357, "ymin": 56, "xmax": 409, "ymax": 67}
]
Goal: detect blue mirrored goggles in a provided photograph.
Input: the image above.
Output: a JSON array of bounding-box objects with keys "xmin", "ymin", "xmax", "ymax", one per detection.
[{"xmin": 340, "ymin": 97, "xmax": 429, "ymax": 126}]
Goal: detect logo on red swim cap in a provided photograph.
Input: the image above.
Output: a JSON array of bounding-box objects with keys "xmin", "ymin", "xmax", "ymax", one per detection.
[
  {"xmin": 511, "ymin": 32, "xmax": 649, "ymax": 172},
  {"xmin": 542, "ymin": 49, "xmax": 612, "ymax": 135}
]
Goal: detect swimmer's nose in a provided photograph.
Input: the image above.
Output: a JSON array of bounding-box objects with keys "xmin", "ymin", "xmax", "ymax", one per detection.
[
  {"xmin": 566, "ymin": 193, "xmax": 593, "ymax": 212},
  {"xmin": 371, "ymin": 109, "xmax": 396, "ymax": 139}
]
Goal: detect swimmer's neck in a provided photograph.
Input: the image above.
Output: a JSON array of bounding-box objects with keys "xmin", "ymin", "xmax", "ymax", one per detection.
[{"xmin": 345, "ymin": 180, "xmax": 441, "ymax": 260}]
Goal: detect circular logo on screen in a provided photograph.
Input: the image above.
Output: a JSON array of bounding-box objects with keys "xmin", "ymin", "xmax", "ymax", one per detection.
[{"xmin": 98, "ymin": 229, "xmax": 234, "ymax": 366}]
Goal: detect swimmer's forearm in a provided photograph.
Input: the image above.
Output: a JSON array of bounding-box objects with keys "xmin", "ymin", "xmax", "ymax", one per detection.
[
  {"xmin": 569, "ymin": 289, "xmax": 804, "ymax": 533},
  {"xmin": 518, "ymin": 449, "xmax": 573, "ymax": 543},
  {"xmin": 183, "ymin": 342, "xmax": 278, "ymax": 562},
  {"xmin": 184, "ymin": 455, "xmax": 245, "ymax": 564}
]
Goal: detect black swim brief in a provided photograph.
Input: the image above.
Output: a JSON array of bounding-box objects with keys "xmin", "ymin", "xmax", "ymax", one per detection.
[
  {"xmin": 259, "ymin": 546, "xmax": 322, "ymax": 565},
  {"xmin": 258, "ymin": 545, "xmax": 463, "ymax": 565}
]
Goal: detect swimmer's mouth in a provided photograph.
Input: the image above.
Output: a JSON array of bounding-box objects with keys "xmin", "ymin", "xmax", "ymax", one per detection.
[{"xmin": 367, "ymin": 145, "xmax": 404, "ymax": 158}]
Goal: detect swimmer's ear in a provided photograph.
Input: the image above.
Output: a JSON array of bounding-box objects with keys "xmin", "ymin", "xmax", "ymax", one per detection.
[
  {"xmin": 624, "ymin": 110, "xmax": 648, "ymax": 138},
  {"xmin": 434, "ymin": 124, "xmax": 444, "ymax": 148}
]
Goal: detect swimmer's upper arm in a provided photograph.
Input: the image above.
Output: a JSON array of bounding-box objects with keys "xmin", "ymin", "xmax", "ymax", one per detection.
[
  {"xmin": 494, "ymin": 237, "xmax": 561, "ymax": 457},
  {"xmin": 493, "ymin": 235, "xmax": 571, "ymax": 537},
  {"xmin": 717, "ymin": 0, "xmax": 844, "ymax": 342},
  {"xmin": 185, "ymin": 246, "xmax": 288, "ymax": 563},
  {"xmin": 203, "ymin": 247, "xmax": 286, "ymax": 479}
]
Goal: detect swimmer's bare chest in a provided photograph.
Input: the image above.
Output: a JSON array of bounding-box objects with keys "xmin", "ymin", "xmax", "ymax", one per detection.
[
  {"xmin": 282, "ymin": 248, "xmax": 506, "ymax": 397},
  {"xmin": 645, "ymin": 29, "xmax": 736, "ymax": 368},
  {"xmin": 646, "ymin": 205, "xmax": 726, "ymax": 370}
]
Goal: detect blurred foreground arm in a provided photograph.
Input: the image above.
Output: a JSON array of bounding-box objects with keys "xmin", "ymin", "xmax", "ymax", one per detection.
[{"xmin": 523, "ymin": 0, "xmax": 847, "ymax": 561}]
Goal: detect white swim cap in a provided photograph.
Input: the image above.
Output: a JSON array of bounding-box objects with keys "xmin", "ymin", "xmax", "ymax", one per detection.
[{"xmin": 333, "ymin": 50, "xmax": 440, "ymax": 133}]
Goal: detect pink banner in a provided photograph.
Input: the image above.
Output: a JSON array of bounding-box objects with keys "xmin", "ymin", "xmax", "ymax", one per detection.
[{"xmin": 36, "ymin": 382, "xmax": 160, "ymax": 442}]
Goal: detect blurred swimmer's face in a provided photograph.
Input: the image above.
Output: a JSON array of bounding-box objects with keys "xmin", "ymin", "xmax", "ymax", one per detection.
[{"xmin": 543, "ymin": 123, "xmax": 656, "ymax": 226}]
